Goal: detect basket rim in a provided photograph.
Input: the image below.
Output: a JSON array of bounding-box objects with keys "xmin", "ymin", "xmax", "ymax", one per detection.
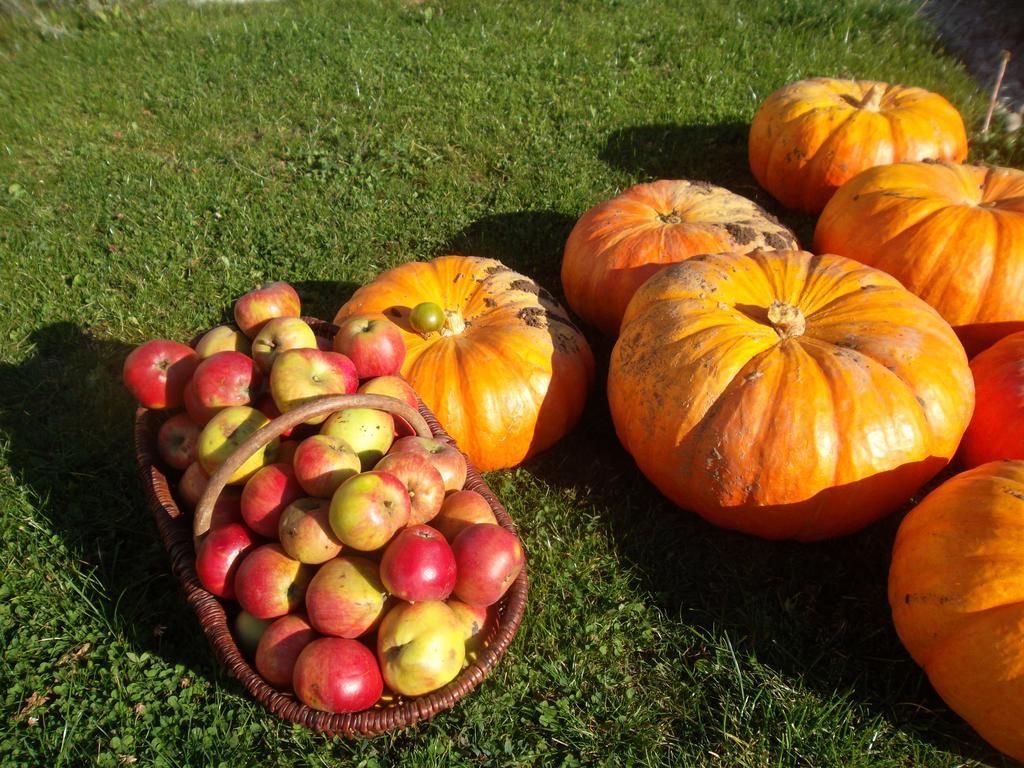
[{"xmin": 133, "ymin": 317, "xmax": 528, "ymax": 737}]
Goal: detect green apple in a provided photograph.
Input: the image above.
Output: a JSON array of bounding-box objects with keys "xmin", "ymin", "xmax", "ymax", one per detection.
[{"xmin": 197, "ymin": 405, "xmax": 279, "ymax": 485}]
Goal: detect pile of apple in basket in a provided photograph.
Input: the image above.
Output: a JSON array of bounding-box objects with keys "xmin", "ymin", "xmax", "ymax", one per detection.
[{"xmin": 122, "ymin": 281, "xmax": 525, "ymax": 714}]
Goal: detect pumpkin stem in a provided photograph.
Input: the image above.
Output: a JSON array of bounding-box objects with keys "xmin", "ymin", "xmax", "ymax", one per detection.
[
  {"xmin": 767, "ymin": 300, "xmax": 805, "ymax": 340},
  {"xmin": 440, "ymin": 309, "xmax": 466, "ymax": 336},
  {"xmin": 860, "ymin": 83, "xmax": 886, "ymax": 111}
]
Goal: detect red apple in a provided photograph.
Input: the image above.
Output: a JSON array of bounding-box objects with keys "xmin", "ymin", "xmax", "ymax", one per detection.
[
  {"xmin": 332, "ymin": 314, "xmax": 407, "ymax": 379},
  {"xmin": 292, "ymin": 435, "xmax": 361, "ymax": 498},
  {"xmin": 195, "ymin": 325, "xmax": 251, "ymax": 358},
  {"xmin": 157, "ymin": 413, "xmax": 201, "ymax": 470},
  {"xmin": 379, "ymin": 525, "xmax": 456, "ymax": 602},
  {"xmin": 432, "ymin": 490, "xmax": 498, "ymax": 542},
  {"xmin": 195, "ymin": 522, "xmax": 259, "ymax": 599},
  {"xmin": 191, "ymin": 351, "xmax": 263, "ymax": 412},
  {"xmin": 233, "ymin": 281, "xmax": 302, "ymax": 339},
  {"xmin": 255, "ymin": 613, "xmax": 317, "ymax": 690},
  {"xmin": 184, "ymin": 378, "xmax": 218, "ymax": 426},
  {"xmin": 305, "ymin": 555, "xmax": 387, "ymax": 638},
  {"xmin": 234, "ymin": 610, "xmax": 272, "ymax": 656},
  {"xmin": 451, "ymin": 524, "xmax": 525, "ymax": 607},
  {"xmin": 254, "ymin": 394, "xmax": 296, "ymax": 438},
  {"xmin": 234, "ymin": 543, "xmax": 315, "ymax": 620},
  {"xmin": 388, "ymin": 436, "xmax": 467, "ymax": 492},
  {"xmin": 276, "ymin": 439, "xmax": 300, "ymax": 465},
  {"xmin": 315, "ymin": 335, "xmax": 333, "ymax": 352},
  {"xmin": 122, "ymin": 339, "xmax": 200, "ymax": 410},
  {"xmin": 209, "ymin": 486, "xmax": 244, "ymax": 528},
  {"xmin": 447, "ymin": 598, "xmax": 497, "ymax": 663},
  {"xmin": 197, "ymin": 406, "xmax": 279, "ymax": 485},
  {"xmin": 374, "ymin": 452, "xmax": 445, "ymax": 526},
  {"xmin": 270, "ymin": 348, "xmax": 358, "ymax": 425},
  {"xmin": 293, "ymin": 637, "xmax": 383, "ymax": 713},
  {"xmin": 328, "ymin": 471, "xmax": 411, "ymax": 552},
  {"xmin": 251, "ymin": 317, "xmax": 318, "ymax": 374},
  {"xmin": 320, "ymin": 408, "xmax": 395, "ymax": 469},
  {"xmin": 358, "ymin": 375, "xmax": 420, "ymax": 436},
  {"xmin": 376, "ymin": 601, "xmax": 464, "ymax": 697},
  {"xmin": 178, "ymin": 462, "xmax": 209, "ymax": 508},
  {"xmin": 278, "ymin": 498, "xmax": 343, "ymax": 564},
  {"xmin": 240, "ymin": 463, "xmax": 305, "ymax": 538}
]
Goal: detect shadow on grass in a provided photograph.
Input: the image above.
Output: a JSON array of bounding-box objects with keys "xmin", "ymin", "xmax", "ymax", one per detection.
[
  {"xmin": 292, "ymin": 279, "xmax": 361, "ymax": 325},
  {"xmin": 600, "ymin": 122, "xmax": 818, "ymax": 248},
  {"xmin": 519, "ymin": 388, "xmax": 1005, "ymax": 764}
]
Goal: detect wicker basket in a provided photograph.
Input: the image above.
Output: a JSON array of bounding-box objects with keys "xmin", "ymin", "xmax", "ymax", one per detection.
[{"xmin": 132, "ymin": 318, "xmax": 528, "ymax": 736}]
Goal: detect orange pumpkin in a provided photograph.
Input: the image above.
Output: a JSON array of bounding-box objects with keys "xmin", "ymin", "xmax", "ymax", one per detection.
[
  {"xmin": 749, "ymin": 78, "xmax": 967, "ymax": 213},
  {"xmin": 889, "ymin": 460, "xmax": 1024, "ymax": 762},
  {"xmin": 561, "ymin": 179, "xmax": 798, "ymax": 336},
  {"xmin": 334, "ymin": 256, "xmax": 594, "ymax": 472},
  {"xmin": 961, "ymin": 332, "xmax": 1024, "ymax": 468},
  {"xmin": 608, "ymin": 249, "xmax": 974, "ymax": 541},
  {"xmin": 815, "ymin": 161, "xmax": 1024, "ymax": 356}
]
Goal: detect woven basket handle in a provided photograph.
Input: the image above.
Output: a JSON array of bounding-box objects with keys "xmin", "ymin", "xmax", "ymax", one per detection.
[{"xmin": 193, "ymin": 393, "xmax": 433, "ymax": 542}]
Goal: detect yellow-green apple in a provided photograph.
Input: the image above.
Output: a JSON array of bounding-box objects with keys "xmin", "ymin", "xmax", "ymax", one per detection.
[
  {"xmin": 184, "ymin": 379, "xmax": 218, "ymax": 426},
  {"xmin": 208, "ymin": 486, "xmax": 244, "ymax": 528},
  {"xmin": 233, "ymin": 610, "xmax": 272, "ymax": 656},
  {"xmin": 254, "ymin": 613, "xmax": 317, "ymax": 690},
  {"xmin": 240, "ymin": 463, "xmax": 304, "ymax": 538},
  {"xmin": 292, "ymin": 435, "xmax": 361, "ymax": 498},
  {"xmin": 357, "ymin": 375, "xmax": 420, "ymax": 436},
  {"xmin": 195, "ymin": 324, "xmax": 251, "ymax": 358},
  {"xmin": 191, "ymin": 351, "xmax": 263, "ymax": 412},
  {"xmin": 432, "ymin": 490, "xmax": 497, "ymax": 542},
  {"xmin": 376, "ymin": 600, "xmax": 465, "ymax": 696},
  {"xmin": 278, "ymin": 498, "xmax": 343, "ymax": 564},
  {"xmin": 195, "ymin": 522, "xmax": 260, "ymax": 599},
  {"xmin": 251, "ymin": 317, "xmax": 317, "ymax": 374},
  {"xmin": 197, "ymin": 406, "xmax": 279, "ymax": 485},
  {"xmin": 328, "ymin": 471, "xmax": 411, "ymax": 552},
  {"xmin": 270, "ymin": 349, "xmax": 358, "ymax": 425},
  {"xmin": 320, "ymin": 408, "xmax": 394, "ymax": 469},
  {"xmin": 447, "ymin": 598, "xmax": 497, "ymax": 664},
  {"xmin": 234, "ymin": 543, "xmax": 315, "ymax": 620},
  {"xmin": 374, "ymin": 452, "xmax": 445, "ymax": 525},
  {"xmin": 293, "ymin": 637, "xmax": 383, "ymax": 713},
  {"xmin": 178, "ymin": 462, "xmax": 209, "ymax": 508},
  {"xmin": 157, "ymin": 413, "xmax": 201, "ymax": 470},
  {"xmin": 305, "ymin": 555, "xmax": 387, "ymax": 637},
  {"xmin": 233, "ymin": 281, "xmax": 302, "ymax": 339},
  {"xmin": 332, "ymin": 313, "xmax": 406, "ymax": 379},
  {"xmin": 122, "ymin": 339, "xmax": 200, "ymax": 410},
  {"xmin": 388, "ymin": 436, "xmax": 467, "ymax": 492},
  {"xmin": 451, "ymin": 524, "xmax": 525, "ymax": 607},
  {"xmin": 379, "ymin": 525, "xmax": 456, "ymax": 602}
]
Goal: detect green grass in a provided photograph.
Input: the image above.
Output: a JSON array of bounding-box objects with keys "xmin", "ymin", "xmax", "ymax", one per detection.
[{"xmin": 0, "ymin": 0, "xmax": 1017, "ymax": 765}]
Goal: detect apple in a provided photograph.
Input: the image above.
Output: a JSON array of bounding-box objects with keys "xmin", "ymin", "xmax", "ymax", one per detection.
[
  {"xmin": 234, "ymin": 543, "xmax": 315, "ymax": 620},
  {"xmin": 234, "ymin": 610, "xmax": 272, "ymax": 657},
  {"xmin": 328, "ymin": 471, "xmax": 411, "ymax": 552},
  {"xmin": 357, "ymin": 375, "xmax": 420, "ymax": 437},
  {"xmin": 278, "ymin": 498, "xmax": 343, "ymax": 564},
  {"xmin": 254, "ymin": 613, "xmax": 317, "ymax": 690},
  {"xmin": 270, "ymin": 348, "xmax": 358, "ymax": 425},
  {"xmin": 379, "ymin": 525, "xmax": 456, "ymax": 602},
  {"xmin": 197, "ymin": 406, "xmax": 279, "ymax": 485},
  {"xmin": 451, "ymin": 524, "xmax": 525, "ymax": 607},
  {"xmin": 240, "ymin": 463, "xmax": 305, "ymax": 537},
  {"xmin": 447, "ymin": 598, "xmax": 496, "ymax": 663},
  {"xmin": 195, "ymin": 522, "xmax": 259, "ymax": 599},
  {"xmin": 292, "ymin": 435, "xmax": 361, "ymax": 498},
  {"xmin": 122, "ymin": 339, "xmax": 200, "ymax": 410},
  {"xmin": 374, "ymin": 452, "xmax": 445, "ymax": 525},
  {"xmin": 305, "ymin": 555, "xmax": 388, "ymax": 638},
  {"xmin": 320, "ymin": 408, "xmax": 394, "ymax": 470},
  {"xmin": 293, "ymin": 637, "xmax": 383, "ymax": 713},
  {"xmin": 332, "ymin": 314, "xmax": 406, "ymax": 379},
  {"xmin": 183, "ymin": 379, "xmax": 218, "ymax": 426},
  {"xmin": 157, "ymin": 413, "xmax": 201, "ymax": 470},
  {"xmin": 191, "ymin": 351, "xmax": 263, "ymax": 412},
  {"xmin": 388, "ymin": 436, "xmax": 467, "ymax": 492},
  {"xmin": 315, "ymin": 335, "xmax": 333, "ymax": 352},
  {"xmin": 432, "ymin": 490, "xmax": 498, "ymax": 542},
  {"xmin": 251, "ymin": 317, "xmax": 317, "ymax": 374},
  {"xmin": 195, "ymin": 325, "xmax": 251, "ymax": 359},
  {"xmin": 276, "ymin": 439, "xmax": 300, "ymax": 465},
  {"xmin": 253, "ymin": 394, "xmax": 294, "ymax": 437},
  {"xmin": 376, "ymin": 600, "xmax": 465, "ymax": 697},
  {"xmin": 208, "ymin": 486, "xmax": 244, "ymax": 528},
  {"xmin": 233, "ymin": 281, "xmax": 302, "ymax": 339},
  {"xmin": 178, "ymin": 462, "xmax": 209, "ymax": 508}
]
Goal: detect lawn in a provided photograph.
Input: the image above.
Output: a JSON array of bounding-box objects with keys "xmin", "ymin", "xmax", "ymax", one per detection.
[{"xmin": 0, "ymin": 0, "xmax": 1018, "ymax": 765}]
